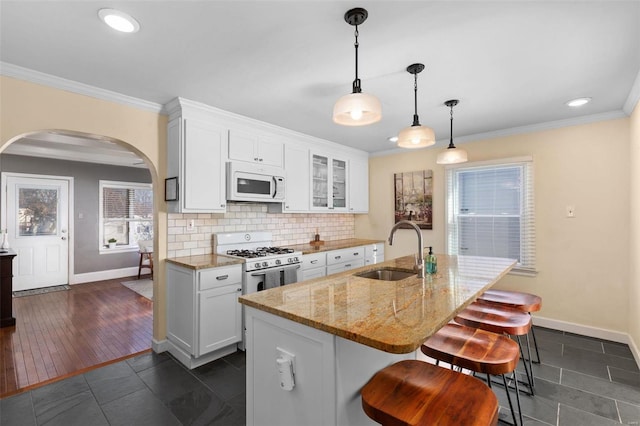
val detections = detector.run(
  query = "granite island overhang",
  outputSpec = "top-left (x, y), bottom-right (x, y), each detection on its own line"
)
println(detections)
top-left (239, 254), bottom-right (516, 426)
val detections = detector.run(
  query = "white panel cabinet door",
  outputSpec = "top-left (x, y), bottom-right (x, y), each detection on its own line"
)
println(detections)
top-left (229, 129), bottom-right (284, 168)
top-left (348, 158), bottom-right (369, 213)
top-left (198, 283), bottom-right (242, 357)
top-left (167, 116), bottom-right (228, 213)
top-left (183, 119), bottom-right (227, 212)
top-left (282, 144), bottom-right (310, 212)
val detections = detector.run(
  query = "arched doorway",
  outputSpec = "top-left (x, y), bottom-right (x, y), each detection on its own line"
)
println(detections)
top-left (0, 130), bottom-right (159, 396)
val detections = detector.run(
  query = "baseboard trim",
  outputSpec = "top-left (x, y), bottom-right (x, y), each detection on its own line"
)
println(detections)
top-left (72, 267), bottom-right (139, 284)
top-left (534, 315), bottom-right (640, 366)
top-left (533, 315), bottom-right (628, 343)
top-left (152, 339), bottom-right (170, 353)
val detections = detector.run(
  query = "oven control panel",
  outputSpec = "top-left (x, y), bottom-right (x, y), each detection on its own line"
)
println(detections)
top-left (246, 255), bottom-right (301, 272)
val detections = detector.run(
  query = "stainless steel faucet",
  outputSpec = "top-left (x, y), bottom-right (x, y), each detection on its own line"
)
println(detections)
top-left (388, 220), bottom-right (425, 278)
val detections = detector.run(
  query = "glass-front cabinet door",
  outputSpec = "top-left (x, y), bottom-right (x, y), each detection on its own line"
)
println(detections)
top-left (311, 154), bottom-right (348, 211)
top-left (312, 154), bottom-right (329, 208)
top-left (332, 159), bottom-right (346, 208)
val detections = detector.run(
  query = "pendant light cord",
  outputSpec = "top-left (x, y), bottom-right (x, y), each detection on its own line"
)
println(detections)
top-left (412, 73), bottom-right (420, 126)
top-left (352, 26), bottom-right (361, 94)
top-left (448, 104), bottom-right (456, 149)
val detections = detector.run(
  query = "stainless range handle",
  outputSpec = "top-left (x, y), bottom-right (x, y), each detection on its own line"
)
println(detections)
top-left (250, 264), bottom-right (300, 277)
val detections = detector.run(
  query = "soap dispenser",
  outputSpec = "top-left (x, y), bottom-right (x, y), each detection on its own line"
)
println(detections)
top-left (426, 247), bottom-right (437, 274)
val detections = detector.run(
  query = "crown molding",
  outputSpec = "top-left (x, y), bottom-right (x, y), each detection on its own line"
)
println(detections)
top-left (0, 62), bottom-right (164, 114)
top-left (370, 109), bottom-right (627, 158)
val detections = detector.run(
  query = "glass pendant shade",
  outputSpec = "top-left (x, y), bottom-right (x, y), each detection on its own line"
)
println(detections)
top-left (396, 124), bottom-right (436, 149)
top-left (436, 146), bottom-right (468, 164)
top-left (333, 92), bottom-right (382, 126)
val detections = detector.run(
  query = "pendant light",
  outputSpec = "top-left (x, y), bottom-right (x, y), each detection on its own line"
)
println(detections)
top-left (333, 8), bottom-right (382, 126)
top-left (396, 63), bottom-right (435, 148)
top-left (436, 99), bottom-right (468, 164)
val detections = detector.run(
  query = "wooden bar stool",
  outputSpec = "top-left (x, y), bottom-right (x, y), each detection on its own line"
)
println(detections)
top-left (361, 360), bottom-right (499, 426)
top-left (421, 323), bottom-right (523, 425)
top-left (455, 302), bottom-right (535, 394)
top-left (477, 289), bottom-right (542, 363)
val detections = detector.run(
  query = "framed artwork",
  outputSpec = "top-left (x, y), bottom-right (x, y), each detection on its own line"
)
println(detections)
top-left (394, 170), bottom-right (433, 229)
top-left (165, 177), bottom-right (178, 201)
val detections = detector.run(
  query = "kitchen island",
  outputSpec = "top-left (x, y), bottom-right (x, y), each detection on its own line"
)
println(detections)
top-left (239, 253), bottom-right (516, 426)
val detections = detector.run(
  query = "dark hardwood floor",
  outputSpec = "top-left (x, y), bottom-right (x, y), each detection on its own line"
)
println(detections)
top-left (0, 277), bottom-right (153, 398)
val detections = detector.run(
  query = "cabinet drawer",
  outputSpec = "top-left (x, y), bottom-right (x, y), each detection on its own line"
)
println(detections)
top-left (326, 247), bottom-right (364, 266)
top-left (326, 259), bottom-right (364, 275)
top-left (302, 267), bottom-right (326, 281)
top-left (198, 265), bottom-right (242, 291)
top-left (302, 252), bottom-right (326, 270)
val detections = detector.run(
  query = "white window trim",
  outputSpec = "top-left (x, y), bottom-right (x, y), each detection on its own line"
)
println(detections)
top-left (99, 180), bottom-right (152, 254)
top-left (445, 156), bottom-right (537, 276)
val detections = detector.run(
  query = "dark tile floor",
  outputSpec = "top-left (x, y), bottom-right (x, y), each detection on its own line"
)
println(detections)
top-left (1, 326), bottom-right (639, 425)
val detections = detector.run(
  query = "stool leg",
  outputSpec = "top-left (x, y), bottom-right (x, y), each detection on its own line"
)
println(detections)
top-left (525, 332), bottom-right (535, 389)
top-left (529, 316), bottom-right (541, 364)
top-left (138, 254), bottom-right (143, 279)
top-left (516, 335), bottom-right (535, 395)
top-left (501, 373), bottom-right (519, 426)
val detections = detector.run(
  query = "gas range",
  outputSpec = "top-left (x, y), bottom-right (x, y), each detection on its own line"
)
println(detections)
top-left (214, 232), bottom-right (302, 272)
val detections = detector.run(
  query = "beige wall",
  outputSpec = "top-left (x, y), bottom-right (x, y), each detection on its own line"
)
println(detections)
top-left (357, 118), bottom-right (632, 335)
top-left (630, 101), bottom-right (640, 358)
top-left (0, 76), bottom-right (169, 340)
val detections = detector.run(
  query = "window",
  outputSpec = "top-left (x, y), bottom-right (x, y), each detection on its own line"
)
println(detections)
top-left (99, 180), bottom-right (153, 251)
top-left (446, 157), bottom-right (536, 275)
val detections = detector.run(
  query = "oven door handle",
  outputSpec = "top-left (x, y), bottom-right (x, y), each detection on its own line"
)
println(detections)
top-left (250, 264), bottom-right (300, 277)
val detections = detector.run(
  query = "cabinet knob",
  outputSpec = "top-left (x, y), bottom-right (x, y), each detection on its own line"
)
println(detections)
top-left (220, 204), bottom-right (225, 208)
top-left (259, 158), bottom-right (263, 162)
top-left (237, 288), bottom-right (242, 292)
top-left (254, 157), bottom-right (259, 161)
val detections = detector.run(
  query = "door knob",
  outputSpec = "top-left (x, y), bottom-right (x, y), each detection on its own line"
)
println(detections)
top-left (61, 236), bottom-right (67, 240)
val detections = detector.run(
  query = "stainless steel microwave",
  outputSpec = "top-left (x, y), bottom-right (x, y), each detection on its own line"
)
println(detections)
top-left (226, 161), bottom-right (285, 203)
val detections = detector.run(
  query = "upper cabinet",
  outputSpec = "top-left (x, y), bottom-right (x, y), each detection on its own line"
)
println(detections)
top-left (228, 129), bottom-right (284, 168)
top-left (167, 115), bottom-right (228, 213)
top-left (348, 157), bottom-right (369, 213)
top-left (311, 153), bottom-right (348, 212)
top-left (282, 144), bottom-right (310, 212)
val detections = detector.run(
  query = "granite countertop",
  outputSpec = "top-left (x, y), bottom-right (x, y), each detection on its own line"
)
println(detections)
top-left (239, 254), bottom-right (516, 354)
top-left (166, 254), bottom-right (243, 270)
top-left (289, 238), bottom-right (385, 255)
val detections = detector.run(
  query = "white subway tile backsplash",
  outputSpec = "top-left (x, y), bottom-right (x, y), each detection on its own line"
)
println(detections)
top-left (167, 203), bottom-right (355, 257)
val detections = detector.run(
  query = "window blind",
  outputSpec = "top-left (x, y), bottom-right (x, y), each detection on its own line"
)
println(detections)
top-left (100, 181), bottom-right (153, 248)
top-left (446, 159), bottom-right (536, 274)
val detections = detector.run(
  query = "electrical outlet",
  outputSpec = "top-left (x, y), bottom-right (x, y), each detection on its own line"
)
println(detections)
top-left (566, 205), bottom-right (576, 218)
top-left (186, 219), bottom-right (196, 232)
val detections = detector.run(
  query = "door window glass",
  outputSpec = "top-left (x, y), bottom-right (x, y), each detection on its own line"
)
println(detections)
top-left (18, 187), bottom-right (58, 236)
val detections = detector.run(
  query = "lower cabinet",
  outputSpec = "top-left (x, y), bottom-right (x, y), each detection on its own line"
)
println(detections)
top-left (364, 242), bottom-right (385, 265)
top-left (301, 252), bottom-right (327, 281)
top-left (166, 262), bottom-right (243, 369)
top-left (326, 246), bottom-right (365, 275)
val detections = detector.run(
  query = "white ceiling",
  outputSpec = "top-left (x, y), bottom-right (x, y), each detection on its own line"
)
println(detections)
top-left (1, 1), bottom-right (639, 160)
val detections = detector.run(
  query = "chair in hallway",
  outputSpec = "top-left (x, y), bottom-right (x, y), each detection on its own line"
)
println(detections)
top-left (138, 240), bottom-right (153, 279)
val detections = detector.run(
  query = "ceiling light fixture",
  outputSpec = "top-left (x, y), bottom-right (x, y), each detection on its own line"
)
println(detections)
top-left (98, 8), bottom-right (140, 33)
top-left (566, 97), bottom-right (591, 107)
top-left (436, 99), bottom-right (468, 165)
top-left (396, 63), bottom-right (435, 149)
top-left (333, 8), bottom-right (382, 126)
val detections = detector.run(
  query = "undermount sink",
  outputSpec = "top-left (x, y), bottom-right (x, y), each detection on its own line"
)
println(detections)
top-left (355, 268), bottom-right (416, 281)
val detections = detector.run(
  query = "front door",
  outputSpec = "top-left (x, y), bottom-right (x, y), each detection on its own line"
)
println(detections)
top-left (2, 173), bottom-right (70, 291)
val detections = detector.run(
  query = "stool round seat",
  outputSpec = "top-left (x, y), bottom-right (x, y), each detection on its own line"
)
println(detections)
top-left (455, 302), bottom-right (531, 336)
top-left (421, 323), bottom-right (519, 376)
top-left (361, 360), bottom-right (499, 426)
top-left (478, 290), bottom-right (541, 313)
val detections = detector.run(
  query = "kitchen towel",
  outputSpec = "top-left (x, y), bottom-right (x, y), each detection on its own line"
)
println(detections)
top-left (283, 267), bottom-right (299, 285)
top-left (264, 270), bottom-right (281, 289)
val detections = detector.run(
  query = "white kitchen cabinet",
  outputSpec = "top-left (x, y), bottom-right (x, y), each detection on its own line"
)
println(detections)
top-left (282, 143), bottom-right (310, 212)
top-left (348, 157), bottom-right (369, 213)
top-left (228, 128), bottom-right (284, 167)
top-left (326, 246), bottom-right (365, 274)
top-left (166, 262), bottom-right (242, 369)
top-left (311, 153), bottom-right (348, 212)
top-left (301, 252), bottom-right (326, 281)
top-left (167, 115), bottom-right (228, 213)
top-left (364, 242), bottom-right (385, 265)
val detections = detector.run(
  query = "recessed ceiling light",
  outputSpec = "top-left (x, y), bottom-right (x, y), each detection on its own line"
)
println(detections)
top-left (98, 8), bottom-right (140, 33)
top-left (388, 136), bottom-right (398, 143)
top-left (566, 97), bottom-right (591, 107)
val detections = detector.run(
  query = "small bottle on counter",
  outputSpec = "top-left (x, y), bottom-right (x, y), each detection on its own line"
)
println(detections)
top-left (425, 246), bottom-right (437, 274)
